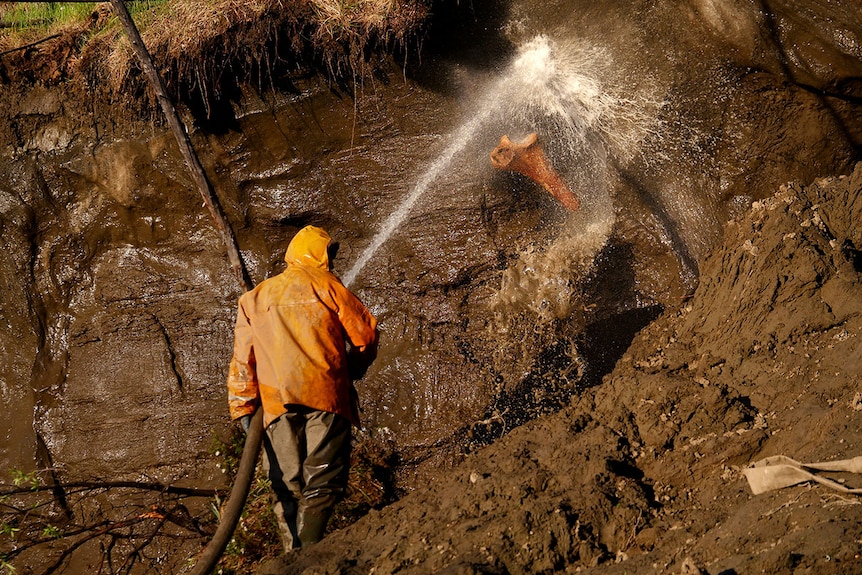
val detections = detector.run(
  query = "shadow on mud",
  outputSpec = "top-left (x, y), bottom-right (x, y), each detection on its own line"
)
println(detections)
top-left (403, 0), bottom-right (515, 90)
top-left (457, 237), bottom-right (664, 452)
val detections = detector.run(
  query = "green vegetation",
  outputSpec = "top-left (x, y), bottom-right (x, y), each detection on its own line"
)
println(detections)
top-left (0, 2), bottom-right (100, 30)
top-left (39, 524), bottom-right (62, 539)
top-left (8, 469), bottom-right (38, 490)
top-left (0, 1), bottom-right (163, 40)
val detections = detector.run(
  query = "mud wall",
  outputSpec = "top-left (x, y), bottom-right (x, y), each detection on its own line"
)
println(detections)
top-left (1, 84), bottom-right (240, 482)
top-left (1, 0), bottom-right (861, 494)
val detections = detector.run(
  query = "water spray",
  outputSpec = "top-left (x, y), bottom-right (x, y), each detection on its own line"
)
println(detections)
top-left (342, 108), bottom-right (493, 287)
top-left (343, 35), bottom-right (658, 287)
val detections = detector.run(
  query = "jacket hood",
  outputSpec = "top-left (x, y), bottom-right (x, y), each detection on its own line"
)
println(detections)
top-left (285, 225), bottom-right (332, 270)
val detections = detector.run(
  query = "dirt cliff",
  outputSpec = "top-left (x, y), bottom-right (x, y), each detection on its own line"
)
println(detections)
top-left (264, 163), bottom-right (862, 574)
top-left (2, 1), bottom-right (862, 572)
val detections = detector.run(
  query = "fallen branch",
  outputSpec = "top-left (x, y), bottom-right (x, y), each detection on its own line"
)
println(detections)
top-left (108, 0), bottom-right (252, 292)
top-left (41, 516), bottom-right (151, 575)
top-left (0, 480), bottom-right (223, 498)
top-left (1, 503), bottom-right (211, 569)
top-left (0, 33), bottom-right (60, 57)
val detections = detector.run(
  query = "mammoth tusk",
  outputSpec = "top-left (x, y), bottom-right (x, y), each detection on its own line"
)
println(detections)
top-left (490, 133), bottom-right (580, 212)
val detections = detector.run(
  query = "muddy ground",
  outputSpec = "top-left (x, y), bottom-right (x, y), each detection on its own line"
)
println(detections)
top-left (2, 0), bottom-right (862, 573)
top-left (263, 163), bottom-right (862, 574)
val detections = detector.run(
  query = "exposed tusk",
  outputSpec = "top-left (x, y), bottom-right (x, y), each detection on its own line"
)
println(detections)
top-left (490, 133), bottom-right (580, 212)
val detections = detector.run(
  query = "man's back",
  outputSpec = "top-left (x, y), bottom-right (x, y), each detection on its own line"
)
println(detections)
top-left (228, 225), bottom-right (378, 428)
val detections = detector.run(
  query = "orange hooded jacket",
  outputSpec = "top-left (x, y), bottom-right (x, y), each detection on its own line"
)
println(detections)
top-left (227, 226), bottom-right (378, 428)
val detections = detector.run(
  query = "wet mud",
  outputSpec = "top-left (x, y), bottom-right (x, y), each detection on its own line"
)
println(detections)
top-left (264, 151), bottom-right (862, 575)
top-left (1, 0), bottom-right (861, 572)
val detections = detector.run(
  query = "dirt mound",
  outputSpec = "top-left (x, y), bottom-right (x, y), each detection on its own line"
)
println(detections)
top-left (262, 163), bottom-right (862, 574)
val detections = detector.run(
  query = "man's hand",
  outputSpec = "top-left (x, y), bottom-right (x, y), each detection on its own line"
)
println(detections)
top-left (347, 338), bottom-right (379, 380)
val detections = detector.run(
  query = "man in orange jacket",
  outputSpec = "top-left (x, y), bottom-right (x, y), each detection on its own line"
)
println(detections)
top-left (227, 225), bottom-right (379, 551)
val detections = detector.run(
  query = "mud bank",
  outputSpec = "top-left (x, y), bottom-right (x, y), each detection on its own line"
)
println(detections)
top-left (263, 163), bottom-right (862, 574)
top-left (2, 0), bottom-right (860, 480)
top-left (1, 0), bottom-right (862, 572)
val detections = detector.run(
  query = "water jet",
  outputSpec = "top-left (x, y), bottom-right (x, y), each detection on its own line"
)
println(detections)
top-left (343, 36), bottom-right (626, 288)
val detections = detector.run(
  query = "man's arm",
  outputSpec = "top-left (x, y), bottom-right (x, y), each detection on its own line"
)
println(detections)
top-left (227, 301), bottom-right (259, 420)
top-left (329, 280), bottom-right (379, 379)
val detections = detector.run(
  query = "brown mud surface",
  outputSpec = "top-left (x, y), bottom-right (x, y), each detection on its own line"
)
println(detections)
top-left (2, 0), bottom-right (862, 573)
top-left (264, 164), bottom-right (862, 574)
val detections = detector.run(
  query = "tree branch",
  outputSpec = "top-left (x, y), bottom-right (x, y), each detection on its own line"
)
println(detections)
top-left (0, 480), bottom-right (223, 498)
top-left (0, 33), bottom-right (60, 57)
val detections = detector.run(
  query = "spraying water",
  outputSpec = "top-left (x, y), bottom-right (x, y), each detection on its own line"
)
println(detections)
top-left (343, 35), bottom-right (659, 288)
top-left (342, 109), bottom-right (493, 286)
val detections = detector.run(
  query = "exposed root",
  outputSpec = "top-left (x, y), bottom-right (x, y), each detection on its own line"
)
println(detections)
top-left (0, 0), bottom-right (431, 116)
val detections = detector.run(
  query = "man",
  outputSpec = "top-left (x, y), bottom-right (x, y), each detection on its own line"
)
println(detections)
top-left (227, 225), bottom-right (379, 551)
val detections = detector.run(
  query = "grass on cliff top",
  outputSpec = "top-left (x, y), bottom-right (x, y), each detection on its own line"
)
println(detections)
top-left (1, 2), bottom-right (102, 29)
top-left (0, 1), bottom-right (161, 38)
top-left (0, 0), bottom-right (428, 97)
top-left (0, 0), bottom-right (422, 47)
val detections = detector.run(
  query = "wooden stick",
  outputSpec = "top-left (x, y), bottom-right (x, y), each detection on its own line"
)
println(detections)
top-left (109, 0), bottom-right (253, 292)
top-left (0, 33), bottom-right (60, 57)
top-left (0, 480), bottom-right (223, 497)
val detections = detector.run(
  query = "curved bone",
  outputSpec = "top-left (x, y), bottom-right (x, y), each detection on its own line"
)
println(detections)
top-left (490, 133), bottom-right (580, 211)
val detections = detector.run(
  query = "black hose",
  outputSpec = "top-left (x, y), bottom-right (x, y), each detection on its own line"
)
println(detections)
top-left (188, 409), bottom-right (263, 575)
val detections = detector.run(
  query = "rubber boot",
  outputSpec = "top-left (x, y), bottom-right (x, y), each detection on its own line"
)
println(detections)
top-left (296, 496), bottom-right (336, 546)
top-left (273, 499), bottom-right (300, 553)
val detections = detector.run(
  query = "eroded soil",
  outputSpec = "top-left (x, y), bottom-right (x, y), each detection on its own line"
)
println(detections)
top-left (262, 165), bottom-right (862, 574)
top-left (2, 0), bottom-right (862, 573)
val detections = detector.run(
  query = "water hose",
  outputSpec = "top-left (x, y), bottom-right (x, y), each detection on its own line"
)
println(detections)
top-left (188, 409), bottom-right (263, 575)
top-left (108, 2), bottom-right (258, 572)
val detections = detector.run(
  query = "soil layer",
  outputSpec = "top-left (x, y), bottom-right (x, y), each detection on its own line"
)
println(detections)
top-left (2, 0), bottom-right (862, 573)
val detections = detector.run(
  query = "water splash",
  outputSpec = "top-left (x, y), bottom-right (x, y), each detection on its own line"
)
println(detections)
top-left (343, 35), bottom-right (659, 287)
top-left (493, 218), bottom-right (614, 320)
top-left (496, 35), bottom-right (660, 162)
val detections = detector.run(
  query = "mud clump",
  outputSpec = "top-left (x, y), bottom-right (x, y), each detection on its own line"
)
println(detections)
top-left (263, 163), bottom-right (862, 574)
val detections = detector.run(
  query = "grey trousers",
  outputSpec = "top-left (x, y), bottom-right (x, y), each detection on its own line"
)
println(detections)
top-left (262, 406), bottom-right (351, 551)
